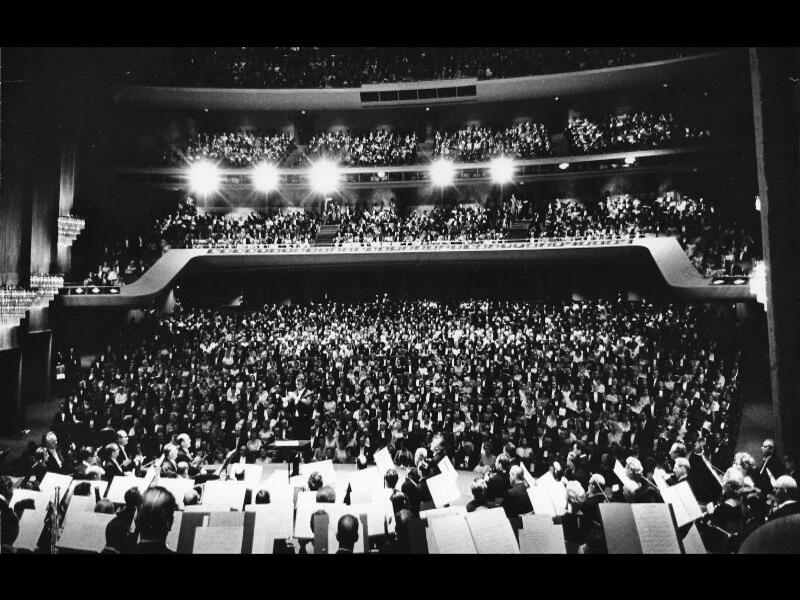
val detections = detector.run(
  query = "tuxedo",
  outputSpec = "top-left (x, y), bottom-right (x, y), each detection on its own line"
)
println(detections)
top-left (503, 482), bottom-right (533, 519)
top-left (45, 447), bottom-right (69, 474)
top-left (160, 459), bottom-right (178, 478)
top-left (133, 540), bottom-right (175, 554)
top-left (757, 455), bottom-right (783, 492)
top-left (769, 501), bottom-right (800, 522)
top-left (103, 459), bottom-right (125, 481)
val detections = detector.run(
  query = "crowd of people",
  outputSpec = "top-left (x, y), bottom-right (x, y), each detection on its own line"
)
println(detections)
top-left (530, 193), bottom-right (760, 276)
top-left (433, 122), bottom-right (553, 162)
top-left (165, 132), bottom-right (296, 168)
top-left (566, 112), bottom-right (713, 154)
top-left (5, 295), bottom-right (796, 553)
top-left (328, 203), bottom-right (514, 245)
top-left (305, 130), bottom-right (419, 166)
top-left (127, 47), bottom-right (703, 89)
top-left (79, 189), bottom-right (759, 288)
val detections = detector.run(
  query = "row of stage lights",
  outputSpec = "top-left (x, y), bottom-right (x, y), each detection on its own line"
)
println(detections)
top-left (188, 157), bottom-right (521, 196)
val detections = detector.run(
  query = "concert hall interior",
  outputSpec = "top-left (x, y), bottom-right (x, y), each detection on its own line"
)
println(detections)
top-left (0, 46), bottom-right (799, 556)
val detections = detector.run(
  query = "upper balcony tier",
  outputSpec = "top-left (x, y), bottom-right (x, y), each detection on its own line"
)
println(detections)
top-left (113, 51), bottom-right (743, 112)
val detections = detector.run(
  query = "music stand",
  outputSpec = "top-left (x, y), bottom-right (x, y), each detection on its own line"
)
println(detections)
top-left (269, 440), bottom-right (311, 478)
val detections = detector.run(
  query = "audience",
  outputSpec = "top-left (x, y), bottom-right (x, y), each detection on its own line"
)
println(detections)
top-left (434, 122), bottom-right (552, 162)
top-left (306, 130), bottom-right (418, 166)
top-left (128, 47), bottom-right (702, 89)
top-left (166, 132), bottom-right (295, 168)
top-left (566, 112), bottom-right (711, 154)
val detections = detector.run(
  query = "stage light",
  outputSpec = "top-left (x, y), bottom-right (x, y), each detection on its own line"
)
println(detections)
top-left (755, 195), bottom-right (761, 212)
top-left (733, 278), bottom-right (747, 285)
top-left (711, 278), bottom-right (725, 285)
top-left (188, 161), bottom-right (220, 196)
top-left (430, 159), bottom-right (455, 188)
top-left (558, 162), bottom-right (570, 170)
top-left (624, 156), bottom-right (636, 165)
top-left (252, 163), bottom-right (279, 193)
top-left (490, 157), bottom-right (514, 185)
top-left (310, 159), bottom-right (340, 194)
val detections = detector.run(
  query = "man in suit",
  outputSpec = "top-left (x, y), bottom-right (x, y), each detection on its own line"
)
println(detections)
top-left (335, 514), bottom-right (359, 554)
top-left (43, 431), bottom-right (69, 474)
top-left (757, 439), bottom-right (784, 493)
top-left (769, 476), bottom-right (800, 521)
top-left (132, 487), bottom-right (177, 554)
top-left (116, 430), bottom-right (137, 473)
top-left (503, 465), bottom-right (533, 519)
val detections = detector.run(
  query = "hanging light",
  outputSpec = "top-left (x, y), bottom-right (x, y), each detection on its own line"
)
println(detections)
top-left (58, 215), bottom-right (86, 247)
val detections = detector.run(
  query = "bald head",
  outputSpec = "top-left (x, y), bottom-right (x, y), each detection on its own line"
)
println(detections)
top-left (774, 475), bottom-right (798, 504)
top-left (336, 514), bottom-right (359, 550)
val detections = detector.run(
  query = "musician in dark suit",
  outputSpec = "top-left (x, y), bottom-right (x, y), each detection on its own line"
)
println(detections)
top-left (115, 430), bottom-right (137, 473)
top-left (101, 443), bottom-right (126, 481)
top-left (132, 487), bottom-right (177, 554)
top-left (159, 444), bottom-right (179, 478)
top-left (756, 439), bottom-right (784, 493)
top-left (768, 476), bottom-right (800, 521)
top-left (503, 466), bottom-right (533, 518)
top-left (43, 431), bottom-right (70, 474)
top-left (335, 514), bottom-right (359, 554)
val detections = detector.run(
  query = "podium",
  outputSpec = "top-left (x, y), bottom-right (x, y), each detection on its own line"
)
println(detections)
top-left (269, 440), bottom-right (311, 477)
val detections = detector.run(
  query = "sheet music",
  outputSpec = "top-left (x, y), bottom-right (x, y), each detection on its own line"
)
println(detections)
top-left (682, 524), bottom-right (707, 554)
top-left (426, 473), bottom-right (462, 508)
top-left (202, 480), bottom-right (247, 510)
top-left (10, 488), bottom-right (47, 511)
top-left (373, 447), bottom-right (396, 476)
top-left (631, 503), bottom-right (681, 554)
top-left (66, 479), bottom-right (108, 503)
top-left (57, 512), bottom-right (115, 553)
top-left (208, 510), bottom-right (245, 527)
top-left (155, 478), bottom-right (195, 508)
top-left (300, 459), bottom-right (336, 487)
top-left (106, 475), bottom-right (147, 504)
top-left (420, 505), bottom-right (467, 520)
top-left (166, 512), bottom-right (183, 552)
top-left (350, 499), bottom-right (396, 536)
top-left (428, 514), bottom-right (477, 554)
top-left (349, 466), bottom-right (384, 504)
top-left (673, 481), bottom-right (702, 525)
top-left (14, 509), bottom-right (48, 552)
top-left (437, 455), bottom-right (458, 479)
top-left (527, 486), bottom-right (556, 516)
top-left (465, 507), bottom-right (520, 554)
top-left (519, 513), bottom-right (566, 554)
top-left (39, 472), bottom-right (73, 501)
top-left (193, 526), bottom-right (243, 554)
top-left (248, 503), bottom-right (294, 553)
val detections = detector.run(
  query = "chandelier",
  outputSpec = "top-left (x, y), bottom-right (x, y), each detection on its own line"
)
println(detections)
top-left (749, 260), bottom-right (767, 310)
top-left (30, 273), bottom-right (65, 309)
top-left (58, 215), bottom-right (86, 247)
top-left (0, 287), bottom-right (36, 327)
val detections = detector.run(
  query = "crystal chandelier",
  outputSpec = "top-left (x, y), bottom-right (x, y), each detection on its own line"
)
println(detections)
top-left (30, 273), bottom-right (65, 309)
top-left (749, 260), bottom-right (767, 309)
top-left (58, 215), bottom-right (86, 247)
top-left (0, 287), bottom-right (36, 327)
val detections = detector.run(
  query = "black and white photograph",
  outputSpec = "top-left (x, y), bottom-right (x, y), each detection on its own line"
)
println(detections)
top-left (1, 45), bottom-right (799, 558)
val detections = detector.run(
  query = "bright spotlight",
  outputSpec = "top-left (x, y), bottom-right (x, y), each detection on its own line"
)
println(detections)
top-left (253, 163), bottom-right (279, 193)
top-left (624, 156), bottom-right (636, 165)
top-left (310, 160), bottom-right (340, 194)
top-left (188, 161), bottom-right (220, 196)
top-left (558, 162), bottom-right (570, 170)
top-left (490, 157), bottom-right (514, 184)
top-left (430, 159), bottom-right (455, 188)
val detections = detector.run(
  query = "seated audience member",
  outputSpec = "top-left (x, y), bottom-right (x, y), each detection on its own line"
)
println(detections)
top-left (133, 487), bottom-right (178, 554)
top-left (335, 514), bottom-right (360, 554)
top-left (769, 476), bottom-right (800, 521)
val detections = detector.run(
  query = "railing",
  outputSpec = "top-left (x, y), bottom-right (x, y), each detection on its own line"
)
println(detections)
top-left (191, 235), bottom-right (642, 254)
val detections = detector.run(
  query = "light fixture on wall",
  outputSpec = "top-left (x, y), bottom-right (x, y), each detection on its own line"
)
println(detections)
top-left (750, 260), bottom-right (767, 310)
top-left (57, 215), bottom-right (86, 247)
